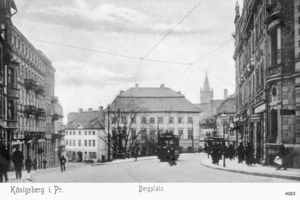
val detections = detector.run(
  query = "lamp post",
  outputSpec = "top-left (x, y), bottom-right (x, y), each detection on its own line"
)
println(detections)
top-left (220, 114), bottom-right (227, 168)
top-left (107, 106), bottom-right (111, 161)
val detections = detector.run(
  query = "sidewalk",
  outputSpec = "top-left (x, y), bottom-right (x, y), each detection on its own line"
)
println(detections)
top-left (6, 162), bottom-right (86, 183)
top-left (199, 153), bottom-right (300, 181)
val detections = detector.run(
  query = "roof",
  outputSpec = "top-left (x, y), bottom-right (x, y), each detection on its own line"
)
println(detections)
top-left (66, 110), bottom-right (105, 130)
top-left (217, 95), bottom-right (236, 114)
top-left (110, 87), bottom-right (200, 113)
top-left (118, 87), bottom-right (183, 98)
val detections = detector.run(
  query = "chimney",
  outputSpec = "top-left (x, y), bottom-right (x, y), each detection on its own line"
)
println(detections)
top-left (99, 106), bottom-right (103, 112)
top-left (224, 89), bottom-right (228, 99)
top-left (88, 108), bottom-right (93, 111)
top-left (135, 84), bottom-right (139, 88)
top-left (160, 84), bottom-right (165, 88)
top-left (79, 108), bottom-right (83, 113)
top-left (177, 91), bottom-right (182, 95)
top-left (120, 90), bottom-right (124, 94)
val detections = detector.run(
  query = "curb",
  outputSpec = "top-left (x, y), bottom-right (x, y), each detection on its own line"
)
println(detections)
top-left (92, 153), bottom-right (200, 166)
top-left (200, 160), bottom-right (300, 181)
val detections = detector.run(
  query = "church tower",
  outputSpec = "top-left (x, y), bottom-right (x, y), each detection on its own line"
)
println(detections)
top-left (200, 73), bottom-right (213, 104)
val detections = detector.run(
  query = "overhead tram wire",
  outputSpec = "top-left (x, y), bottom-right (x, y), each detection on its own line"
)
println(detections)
top-left (28, 38), bottom-right (191, 66)
top-left (172, 38), bottom-right (235, 87)
top-left (135, 0), bottom-right (205, 81)
top-left (141, 0), bottom-right (206, 59)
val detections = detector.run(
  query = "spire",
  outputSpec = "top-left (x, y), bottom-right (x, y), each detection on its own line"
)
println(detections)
top-left (203, 73), bottom-right (210, 92)
top-left (234, 1), bottom-right (240, 24)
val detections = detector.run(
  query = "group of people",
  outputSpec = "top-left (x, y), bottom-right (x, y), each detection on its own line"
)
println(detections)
top-left (0, 143), bottom-right (67, 182)
top-left (205, 142), bottom-right (255, 166)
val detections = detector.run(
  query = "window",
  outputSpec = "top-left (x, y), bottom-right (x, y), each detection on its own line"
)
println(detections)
top-left (88, 131), bottom-right (91, 135)
top-left (66, 140), bottom-right (68, 146)
top-left (150, 117), bottom-right (155, 124)
top-left (178, 129), bottom-right (184, 139)
top-left (270, 29), bottom-right (278, 66)
top-left (141, 117), bottom-right (147, 124)
top-left (7, 100), bottom-right (14, 120)
top-left (188, 117), bottom-right (193, 124)
top-left (91, 152), bottom-right (97, 159)
top-left (130, 117), bottom-right (136, 124)
top-left (88, 140), bottom-right (91, 147)
top-left (84, 140), bottom-right (87, 147)
top-left (121, 116), bottom-right (127, 124)
top-left (188, 129), bottom-right (193, 139)
top-left (73, 131), bottom-right (75, 135)
top-left (92, 131), bottom-right (95, 135)
top-left (169, 117), bottom-right (174, 124)
top-left (78, 131), bottom-right (81, 135)
top-left (84, 131), bottom-right (87, 135)
top-left (150, 130), bottom-right (156, 140)
top-left (66, 131), bottom-right (68, 135)
top-left (73, 140), bottom-right (76, 146)
top-left (7, 68), bottom-right (14, 87)
top-left (178, 117), bottom-right (183, 124)
top-left (111, 117), bottom-right (117, 124)
top-left (78, 140), bottom-right (81, 147)
top-left (92, 140), bottom-right (95, 147)
top-left (158, 117), bottom-right (164, 124)
top-left (131, 129), bottom-right (136, 138)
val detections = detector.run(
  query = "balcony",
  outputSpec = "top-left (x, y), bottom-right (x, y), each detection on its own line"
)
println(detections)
top-left (35, 85), bottom-right (45, 96)
top-left (35, 108), bottom-right (46, 119)
top-left (266, 1), bottom-right (281, 25)
top-left (52, 113), bottom-right (63, 121)
top-left (24, 79), bottom-right (37, 91)
top-left (267, 64), bottom-right (282, 77)
top-left (7, 87), bottom-right (19, 99)
top-left (51, 96), bottom-right (58, 104)
top-left (24, 105), bottom-right (37, 116)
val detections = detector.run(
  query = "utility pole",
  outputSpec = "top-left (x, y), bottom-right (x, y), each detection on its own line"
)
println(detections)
top-left (107, 106), bottom-right (111, 161)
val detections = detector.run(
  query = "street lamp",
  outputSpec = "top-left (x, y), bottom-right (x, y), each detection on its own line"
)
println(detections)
top-left (220, 114), bottom-right (227, 168)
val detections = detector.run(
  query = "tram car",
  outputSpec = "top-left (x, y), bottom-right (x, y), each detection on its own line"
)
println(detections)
top-left (157, 132), bottom-right (180, 162)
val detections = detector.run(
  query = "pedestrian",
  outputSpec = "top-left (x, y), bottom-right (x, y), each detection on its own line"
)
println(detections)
top-left (33, 158), bottom-right (37, 170)
top-left (25, 156), bottom-right (33, 173)
top-left (134, 146), bottom-right (139, 161)
top-left (228, 144), bottom-right (235, 160)
top-left (42, 158), bottom-right (47, 169)
top-left (236, 142), bottom-right (245, 164)
top-left (0, 143), bottom-right (10, 182)
top-left (211, 143), bottom-right (221, 165)
top-left (60, 155), bottom-right (66, 172)
top-left (276, 144), bottom-right (288, 170)
top-left (245, 142), bottom-right (254, 166)
top-left (11, 147), bottom-right (24, 180)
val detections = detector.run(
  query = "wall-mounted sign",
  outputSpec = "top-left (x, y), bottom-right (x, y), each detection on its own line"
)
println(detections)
top-left (254, 104), bottom-right (266, 113)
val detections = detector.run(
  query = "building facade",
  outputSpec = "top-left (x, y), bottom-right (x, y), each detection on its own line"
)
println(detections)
top-left (107, 84), bottom-right (201, 155)
top-left (65, 108), bottom-right (106, 162)
top-left (0, 0), bottom-right (63, 168)
top-left (234, 0), bottom-right (300, 168)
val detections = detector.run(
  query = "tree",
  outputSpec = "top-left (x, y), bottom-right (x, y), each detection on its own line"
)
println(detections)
top-left (99, 99), bottom-right (147, 159)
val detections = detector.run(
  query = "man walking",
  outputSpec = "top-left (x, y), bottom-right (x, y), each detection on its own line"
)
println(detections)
top-left (276, 144), bottom-right (288, 170)
top-left (236, 142), bottom-right (245, 164)
top-left (25, 156), bottom-right (33, 174)
top-left (60, 155), bottom-right (66, 172)
top-left (42, 158), bottom-right (47, 169)
top-left (0, 143), bottom-right (10, 182)
top-left (11, 147), bottom-right (24, 180)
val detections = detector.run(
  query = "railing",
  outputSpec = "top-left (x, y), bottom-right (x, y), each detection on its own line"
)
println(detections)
top-left (36, 108), bottom-right (46, 118)
top-left (35, 85), bottom-right (45, 96)
top-left (7, 87), bottom-right (19, 99)
top-left (24, 79), bottom-right (37, 91)
top-left (24, 105), bottom-right (37, 115)
top-left (266, 0), bottom-right (281, 24)
top-left (51, 96), bottom-right (58, 104)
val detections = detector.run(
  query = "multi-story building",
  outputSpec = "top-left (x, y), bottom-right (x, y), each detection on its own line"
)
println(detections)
top-left (107, 84), bottom-right (201, 155)
top-left (65, 107), bottom-right (106, 162)
top-left (0, 0), bottom-right (63, 168)
top-left (233, 0), bottom-right (300, 168)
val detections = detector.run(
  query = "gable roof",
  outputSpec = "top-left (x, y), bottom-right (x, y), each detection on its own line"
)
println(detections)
top-left (66, 110), bottom-right (105, 130)
top-left (110, 87), bottom-right (200, 113)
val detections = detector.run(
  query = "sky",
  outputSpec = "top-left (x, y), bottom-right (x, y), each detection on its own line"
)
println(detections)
top-left (13, 0), bottom-right (241, 120)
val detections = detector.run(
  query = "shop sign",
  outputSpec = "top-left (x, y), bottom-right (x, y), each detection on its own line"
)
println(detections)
top-left (280, 110), bottom-right (295, 115)
top-left (254, 104), bottom-right (266, 113)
